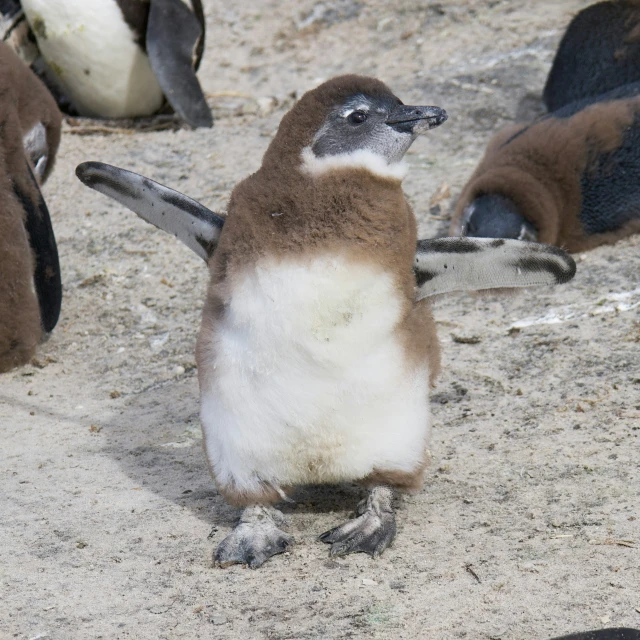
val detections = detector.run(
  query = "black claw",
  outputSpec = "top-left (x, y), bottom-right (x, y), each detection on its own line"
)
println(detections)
top-left (320, 510), bottom-right (396, 558)
top-left (318, 528), bottom-right (339, 544)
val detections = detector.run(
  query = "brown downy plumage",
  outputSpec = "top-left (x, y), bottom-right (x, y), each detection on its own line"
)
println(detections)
top-left (0, 41), bottom-right (62, 373)
top-left (450, 88), bottom-right (640, 252)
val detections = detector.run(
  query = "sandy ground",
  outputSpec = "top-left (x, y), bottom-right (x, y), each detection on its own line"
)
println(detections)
top-left (1, 1), bottom-right (639, 638)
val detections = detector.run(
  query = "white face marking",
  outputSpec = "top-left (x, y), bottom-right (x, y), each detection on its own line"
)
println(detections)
top-left (199, 255), bottom-right (431, 496)
top-left (299, 146), bottom-right (409, 181)
top-left (340, 102), bottom-right (370, 118)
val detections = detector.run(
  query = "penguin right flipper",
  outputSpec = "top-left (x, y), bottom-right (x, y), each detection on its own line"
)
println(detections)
top-left (13, 161), bottom-right (62, 334)
top-left (549, 629), bottom-right (640, 640)
top-left (75, 161), bottom-right (224, 261)
top-left (146, 0), bottom-right (212, 128)
top-left (413, 237), bottom-right (576, 300)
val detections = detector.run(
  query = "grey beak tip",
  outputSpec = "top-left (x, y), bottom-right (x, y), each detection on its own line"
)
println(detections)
top-left (432, 110), bottom-right (448, 127)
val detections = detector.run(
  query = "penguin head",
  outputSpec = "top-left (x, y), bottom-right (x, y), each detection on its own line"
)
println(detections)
top-left (309, 91), bottom-right (447, 164)
top-left (460, 193), bottom-right (538, 241)
top-left (262, 75), bottom-right (447, 176)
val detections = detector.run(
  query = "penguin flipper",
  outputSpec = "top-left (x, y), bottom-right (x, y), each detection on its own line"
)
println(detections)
top-left (146, 0), bottom-right (212, 128)
top-left (75, 161), bottom-right (224, 261)
top-left (549, 630), bottom-right (640, 640)
top-left (14, 163), bottom-right (62, 333)
top-left (413, 237), bottom-right (576, 300)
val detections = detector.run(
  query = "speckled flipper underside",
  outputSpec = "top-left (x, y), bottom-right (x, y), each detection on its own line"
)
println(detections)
top-left (75, 161), bottom-right (224, 261)
top-left (413, 237), bottom-right (576, 299)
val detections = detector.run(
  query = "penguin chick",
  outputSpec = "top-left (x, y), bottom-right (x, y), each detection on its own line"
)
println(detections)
top-left (76, 75), bottom-right (576, 568)
top-left (544, 1), bottom-right (640, 112)
top-left (451, 81), bottom-right (640, 251)
top-left (0, 41), bottom-right (62, 373)
top-left (19, 0), bottom-right (212, 128)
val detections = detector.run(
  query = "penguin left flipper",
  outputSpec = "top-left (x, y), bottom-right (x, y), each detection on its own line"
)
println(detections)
top-left (75, 161), bottom-right (224, 261)
top-left (146, 0), bottom-right (212, 128)
top-left (413, 237), bottom-right (576, 300)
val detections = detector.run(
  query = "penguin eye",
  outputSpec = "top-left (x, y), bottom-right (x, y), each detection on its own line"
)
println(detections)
top-left (347, 110), bottom-right (368, 125)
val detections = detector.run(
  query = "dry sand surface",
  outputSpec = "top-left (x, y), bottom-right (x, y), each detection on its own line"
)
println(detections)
top-left (1, 1), bottom-right (639, 638)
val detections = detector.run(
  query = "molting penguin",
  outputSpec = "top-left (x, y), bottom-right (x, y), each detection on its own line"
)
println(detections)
top-left (451, 82), bottom-right (640, 252)
top-left (76, 75), bottom-right (576, 568)
top-left (19, 0), bottom-right (212, 127)
top-left (0, 41), bottom-right (62, 373)
top-left (543, 0), bottom-right (640, 112)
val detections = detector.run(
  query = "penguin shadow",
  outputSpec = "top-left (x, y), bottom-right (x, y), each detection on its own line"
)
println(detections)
top-left (100, 373), bottom-right (368, 530)
top-left (100, 373), bottom-right (236, 528)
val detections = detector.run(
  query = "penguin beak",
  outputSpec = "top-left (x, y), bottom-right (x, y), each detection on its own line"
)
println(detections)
top-left (386, 105), bottom-right (448, 134)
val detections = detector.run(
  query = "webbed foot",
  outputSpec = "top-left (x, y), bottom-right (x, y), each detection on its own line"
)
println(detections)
top-left (319, 486), bottom-right (396, 558)
top-left (215, 505), bottom-right (293, 569)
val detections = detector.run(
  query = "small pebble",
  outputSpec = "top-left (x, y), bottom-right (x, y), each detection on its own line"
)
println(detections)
top-left (257, 96), bottom-right (277, 115)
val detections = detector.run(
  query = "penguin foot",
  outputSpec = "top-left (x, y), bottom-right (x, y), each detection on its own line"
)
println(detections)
top-left (214, 505), bottom-right (293, 569)
top-left (319, 486), bottom-right (396, 558)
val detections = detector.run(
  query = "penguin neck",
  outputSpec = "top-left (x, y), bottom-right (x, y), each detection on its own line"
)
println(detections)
top-left (299, 146), bottom-right (408, 182)
top-left (224, 151), bottom-right (413, 263)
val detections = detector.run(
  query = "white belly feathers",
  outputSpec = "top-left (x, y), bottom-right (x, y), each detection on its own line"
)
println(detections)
top-left (200, 255), bottom-right (431, 496)
top-left (22, 0), bottom-right (164, 118)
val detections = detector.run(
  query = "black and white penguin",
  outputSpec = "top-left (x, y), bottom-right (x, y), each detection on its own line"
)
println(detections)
top-left (19, 0), bottom-right (212, 127)
top-left (543, 1), bottom-right (640, 112)
top-left (0, 40), bottom-right (62, 373)
top-left (76, 75), bottom-right (576, 568)
top-left (451, 82), bottom-right (640, 252)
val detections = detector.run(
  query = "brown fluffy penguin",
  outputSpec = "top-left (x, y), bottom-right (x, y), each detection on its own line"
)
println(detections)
top-left (450, 82), bottom-right (640, 252)
top-left (76, 75), bottom-right (576, 568)
top-left (0, 41), bottom-right (62, 373)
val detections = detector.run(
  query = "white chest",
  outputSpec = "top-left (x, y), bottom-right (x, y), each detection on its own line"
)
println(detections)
top-left (22, 0), bottom-right (164, 118)
top-left (199, 255), bottom-right (431, 495)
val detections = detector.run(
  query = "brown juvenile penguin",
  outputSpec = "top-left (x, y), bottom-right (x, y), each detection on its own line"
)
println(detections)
top-left (450, 82), bottom-right (640, 252)
top-left (0, 41), bottom-right (62, 373)
top-left (76, 75), bottom-right (576, 568)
